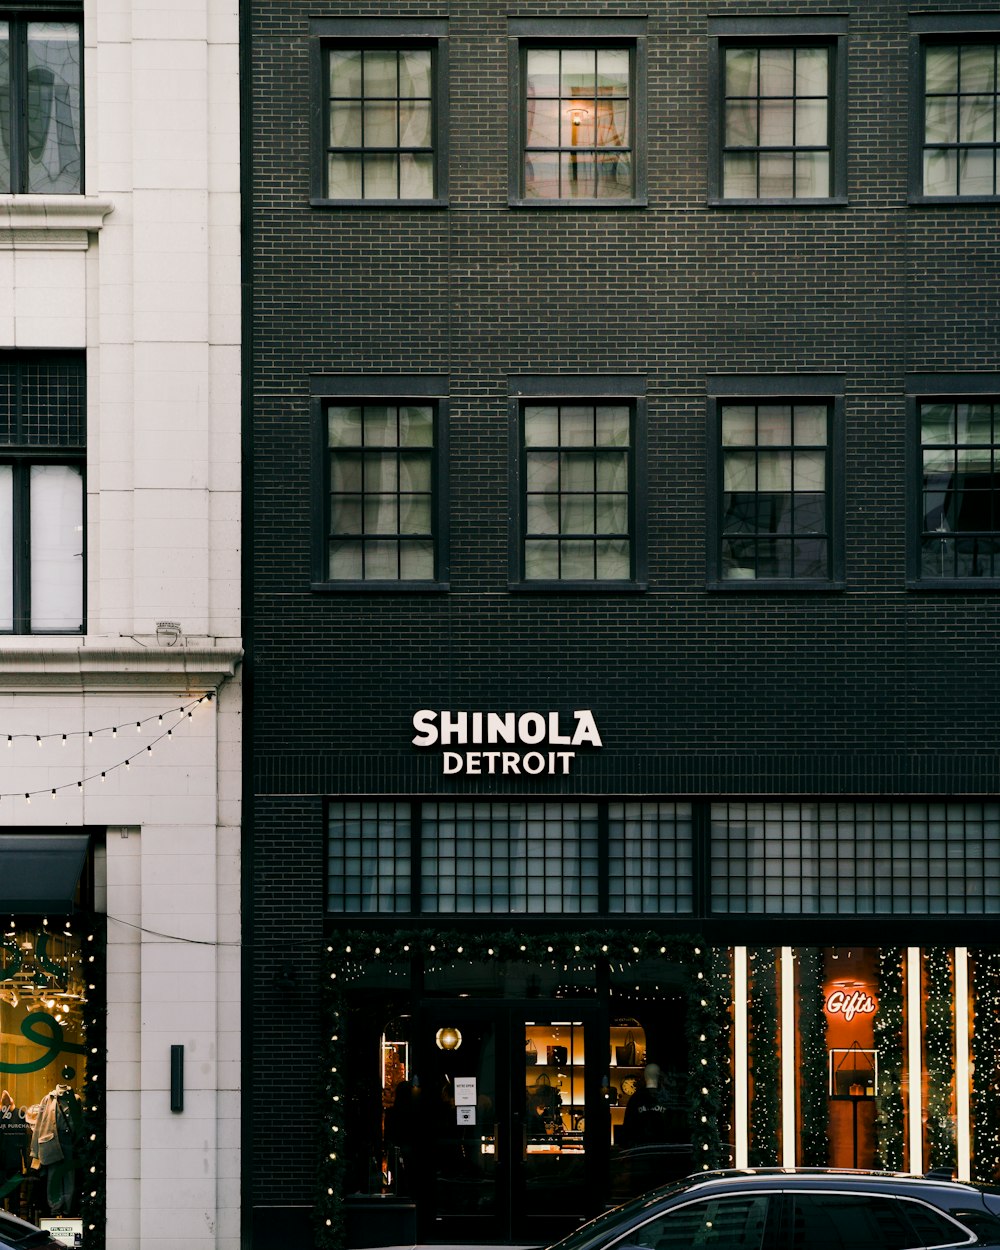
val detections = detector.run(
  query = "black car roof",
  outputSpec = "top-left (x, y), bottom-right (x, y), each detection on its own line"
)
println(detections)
top-left (669, 1168), bottom-right (984, 1199)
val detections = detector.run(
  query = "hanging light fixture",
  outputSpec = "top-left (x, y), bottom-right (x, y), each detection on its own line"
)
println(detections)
top-left (435, 1026), bottom-right (462, 1051)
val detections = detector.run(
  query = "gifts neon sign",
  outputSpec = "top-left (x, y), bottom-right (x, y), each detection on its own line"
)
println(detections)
top-left (826, 989), bottom-right (877, 1022)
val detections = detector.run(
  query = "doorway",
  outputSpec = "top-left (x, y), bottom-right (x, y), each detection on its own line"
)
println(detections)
top-left (415, 1000), bottom-right (606, 1242)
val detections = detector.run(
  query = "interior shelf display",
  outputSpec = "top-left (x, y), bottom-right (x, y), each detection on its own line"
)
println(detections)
top-left (829, 1042), bottom-right (878, 1098)
top-left (608, 1020), bottom-right (647, 1144)
top-left (524, 1020), bottom-right (585, 1154)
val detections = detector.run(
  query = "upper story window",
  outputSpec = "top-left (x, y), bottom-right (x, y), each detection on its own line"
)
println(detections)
top-left (911, 15), bottom-right (1000, 201)
top-left (907, 374), bottom-right (1000, 586)
top-left (709, 17), bottom-right (847, 205)
top-left (0, 353), bottom-right (85, 633)
top-left (708, 376), bottom-right (845, 588)
top-left (509, 377), bottom-right (647, 589)
top-left (310, 19), bottom-right (448, 207)
top-left (1, 13), bottom-right (82, 194)
top-left (509, 19), bottom-right (647, 207)
top-left (311, 376), bottom-right (449, 590)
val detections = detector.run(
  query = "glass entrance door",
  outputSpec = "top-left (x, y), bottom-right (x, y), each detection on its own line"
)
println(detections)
top-left (417, 1001), bottom-right (603, 1241)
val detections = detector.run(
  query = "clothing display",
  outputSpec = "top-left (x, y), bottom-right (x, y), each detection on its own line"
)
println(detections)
top-left (29, 1084), bottom-right (82, 1216)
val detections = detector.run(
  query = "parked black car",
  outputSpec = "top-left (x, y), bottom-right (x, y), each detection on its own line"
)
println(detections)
top-left (0, 1211), bottom-right (65, 1250)
top-left (546, 1169), bottom-right (1000, 1250)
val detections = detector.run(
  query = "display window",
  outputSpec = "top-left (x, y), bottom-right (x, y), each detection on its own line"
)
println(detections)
top-left (0, 925), bottom-right (88, 1227)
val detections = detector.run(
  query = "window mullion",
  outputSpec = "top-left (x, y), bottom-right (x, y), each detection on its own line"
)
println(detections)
top-left (12, 461), bottom-right (29, 633)
top-left (10, 19), bottom-right (27, 194)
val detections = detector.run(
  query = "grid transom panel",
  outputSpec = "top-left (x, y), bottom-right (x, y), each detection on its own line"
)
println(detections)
top-left (711, 801), bottom-right (1000, 915)
top-left (327, 801), bottom-right (412, 913)
top-left (608, 801), bottom-right (694, 914)
top-left (421, 801), bottom-right (600, 914)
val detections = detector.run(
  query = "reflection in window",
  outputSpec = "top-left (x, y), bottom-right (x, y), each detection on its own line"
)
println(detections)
top-left (326, 47), bottom-right (435, 200)
top-left (523, 47), bottom-right (633, 200)
top-left (920, 399), bottom-right (1000, 578)
top-left (326, 402), bottom-right (436, 581)
top-left (522, 403), bottom-right (632, 581)
top-left (787, 1193), bottom-right (914, 1250)
top-left (0, 20), bottom-right (82, 194)
top-left (722, 44), bottom-right (830, 198)
top-left (922, 42), bottom-right (1000, 197)
top-left (641, 1195), bottom-right (771, 1250)
top-left (720, 401), bottom-right (830, 581)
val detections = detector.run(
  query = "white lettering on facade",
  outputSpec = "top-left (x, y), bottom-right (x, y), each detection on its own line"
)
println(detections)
top-left (412, 710), bottom-right (601, 775)
top-left (826, 989), bottom-right (877, 1022)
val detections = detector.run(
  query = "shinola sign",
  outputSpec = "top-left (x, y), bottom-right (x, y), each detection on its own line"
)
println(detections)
top-left (411, 709), bottom-right (602, 776)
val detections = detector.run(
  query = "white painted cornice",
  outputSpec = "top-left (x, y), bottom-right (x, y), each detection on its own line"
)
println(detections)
top-left (0, 637), bottom-right (242, 693)
top-left (0, 194), bottom-right (115, 250)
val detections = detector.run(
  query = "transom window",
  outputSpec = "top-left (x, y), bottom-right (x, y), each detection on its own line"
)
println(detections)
top-left (922, 41), bottom-right (1000, 197)
top-left (521, 402), bottom-right (632, 582)
top-left (722, 45), bottom-right (831, 199)
top-left (918, 399), bottom-right (1000, 580)
top-left (718, 401), bottom-right (831, 582)
top-left (0, 15), bottom-right (82, 194)
top-left (521, 46), bottom-right (633, 201)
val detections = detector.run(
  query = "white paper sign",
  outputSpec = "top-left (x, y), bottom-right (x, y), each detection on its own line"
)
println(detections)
top-left (454, 1077), bottom-right (477, 1104)
top-left (39, 1218), bottom-right (82, 1247)
top-left (456, 1105), bottom-right (475, 1125)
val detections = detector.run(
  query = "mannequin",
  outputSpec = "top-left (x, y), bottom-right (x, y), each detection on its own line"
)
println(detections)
top-left (620, 1063), bottom-right (671, 1148)
top-left (29, 1082), bottom-right (82, 1216)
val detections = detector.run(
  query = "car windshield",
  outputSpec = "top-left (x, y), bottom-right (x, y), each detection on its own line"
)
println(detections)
top-left (0, 1212), bottom-right (50, 1248)
top-left (545, 1181), bottom-right (691, 1250)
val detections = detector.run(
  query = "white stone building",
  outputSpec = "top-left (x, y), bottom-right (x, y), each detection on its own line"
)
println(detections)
top-left (0, 3), bottom-right (241, 1250)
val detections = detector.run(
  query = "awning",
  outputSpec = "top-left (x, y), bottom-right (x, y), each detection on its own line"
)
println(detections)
top-left (0, 833), bottom-right (90, 913)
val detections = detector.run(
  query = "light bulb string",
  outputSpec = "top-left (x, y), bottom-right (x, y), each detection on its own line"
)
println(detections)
top-left (0, 695), bottom-right (213, 800)
top-left (2, 693), bottom-right (212, 746)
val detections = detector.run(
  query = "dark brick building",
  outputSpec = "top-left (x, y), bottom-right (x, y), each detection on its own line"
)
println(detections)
top-left (244, 2), bottom-right (1000, 1246)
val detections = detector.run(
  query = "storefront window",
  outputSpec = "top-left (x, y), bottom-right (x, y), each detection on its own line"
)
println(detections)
top-left (0, 925), bottom-right (87, 1229)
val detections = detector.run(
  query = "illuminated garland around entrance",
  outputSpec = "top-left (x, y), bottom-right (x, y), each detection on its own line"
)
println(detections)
top-left (874, 948), bottom-right (905, 1171)
top-left (316, 931), bottom-right (727, 1250)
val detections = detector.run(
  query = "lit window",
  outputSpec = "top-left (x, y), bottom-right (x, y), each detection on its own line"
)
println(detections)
top-left (510, 20), bottom-right (647, 206)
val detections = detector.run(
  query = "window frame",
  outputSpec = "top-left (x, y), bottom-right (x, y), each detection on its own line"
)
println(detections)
top-left (906, 372), bottom-right (1000, 589)
top-left (508, 375), bottom-right (647, 591)
top-left (1, 5), bottom-right (84, 196)
top-left (708, 16), bottom-right (848, 207)
top-left (310, 374), bottom-right (450, 592)
top-left (707, 375), bottom-right (845, 591)
top-left (309, 17), bottom-right (449, 209)
top-left (508, 18), bottom-right (648, 209)
top-left (909, 14), bottom-right (1000, 205)
top-left (0, 351), bottom-right (86, 635)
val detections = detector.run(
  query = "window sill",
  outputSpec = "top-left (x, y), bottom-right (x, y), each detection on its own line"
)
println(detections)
top-left (708, 196), bottom-right (848, 209)
top-left (908, 194), bottom-right (1000, 207)
top-left (508, 580), bottom-right (647, 593)
top-left (311, 580), bottom-right (450, 593)
top-left (907, 577), bottom-right (1000, 591)
top-left (707, 578), bottom-right (845, 592)
top-left (509, 197), bottom-right (648, 210)
top-left (0, 194), bottom-right (115, 250)
top-left (309, 197), bottom-right (449, 210)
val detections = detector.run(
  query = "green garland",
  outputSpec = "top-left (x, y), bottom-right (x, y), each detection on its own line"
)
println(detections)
top-left (315, 930), bottom-right (726, 1250)
top-left (747, 948), bottom-right (779, 1166)
top-left (924, 948), bottom-right (956, 1171)
top-left (80, 922), bottom-right (107, 1250)
top-left (874, 947), bottom-right (905, 1171)
top-left (797, 949), bottom-right (829, 1166)
top-left (971, 950), bottom-right (1000, 1183)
